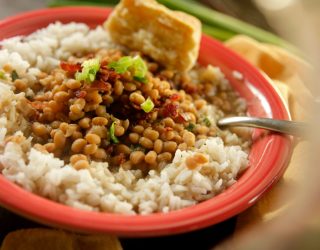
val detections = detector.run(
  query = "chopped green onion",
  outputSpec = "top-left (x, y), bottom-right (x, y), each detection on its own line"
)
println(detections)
top-left (203, 117), bottom-right (211, 127)
top-left (0, 71), bottom-right (6, 80)
top-left (108, 56), bottom-right (147, 82)
top-left (110, 121), bottom-right (119, 144)
top-left (186, 123), bottom-right (195, 131)
top-left (108, 56), bottom-right (133, 74)
top-left (140, 97), bottom-right (154, 113)
top-left (132, 56), bottom-right (148, 82)
top-left (75, 58), bottom-right (100, 83)
top-left (11, 70), bottom-right (19, 81)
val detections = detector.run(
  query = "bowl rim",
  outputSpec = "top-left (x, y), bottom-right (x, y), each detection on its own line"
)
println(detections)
top-left (0, 7), bottom-right (293, 237)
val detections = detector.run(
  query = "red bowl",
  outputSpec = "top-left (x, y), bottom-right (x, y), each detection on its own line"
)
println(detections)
top-left (0, 7), bottom-right (293, 237)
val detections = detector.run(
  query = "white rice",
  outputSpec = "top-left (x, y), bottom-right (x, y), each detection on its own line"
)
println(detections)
top-left (0, 22), bottom-right (249, 214)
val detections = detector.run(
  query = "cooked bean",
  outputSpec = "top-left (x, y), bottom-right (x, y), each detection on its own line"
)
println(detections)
top-left (114, 80), bottom-right (124, 95)
top-left (69, 111), bottom-right (85, 121)
top-left (71, 138), bottom-right (87, 153)
top-left (154, 139), bottom-right (163, 154)
top-left (89, 126), bottom-right (108, 139)
top-left (70, 104), bottom-right (83, 114)
top-left (163, 117), bottom-right (175, 128)
top-left (66, 79), bottom-right (81, 89)
top-left (92, 117), bottom-right (108, 126)
top-left (53, 130), bottom-right (66, 148)
top-left (73, 160), bottom-right (90, 170)
top-left (178, 143), bottom-right (188, 150)
top-left (93, 148), bottom-right (107, 160)
top-left (121, 161), bottom-right (132, 170)
top-left (145, 151), bottom-right (157, 165)
top-left (157, 152), bottom-right (172, 162)
top-left (44, 143), bottom-right (55, 153)
top-left (70, 154), bottom-right (87, 165)
top-left (143, 129), bottom-right (159, 141)
top-left (196, 125), bottom-right (209, 135)
top-left (161, 130), bottom-right (174, 141)
top-left (139, 137), bottom-right (153, 149)
top-left (114, 125), bottom-right (125, 137)
top-left (163, 141), bottom-right (177, 153)
top-left (59, 122), bottom-right (69, 133)
top-left (122, 119), bottom-right (130, 130)
top-left (53, 91), bottom-right (69, 102)
top-left (84, 144), bottom-right (98, 155)
top-left (129, 133), bottom-right (140, 144)
top-left (102, 95), bottom-right (113, 105)
top-left (149, 89), bottom-right (159, 100)
top-left (95, 105), bottom-right (108, 117)
top-left (132, 125), bottom-right (144, 134)
top-left (74, 98), bottom-right (86, 109)
top-left (79, 117), bottom-right (91, 129)
top-left (86, 90), bottom-right (102, 104)
top-left (14, 79), bottom-right (27, 91)
top-left (85, 133), bottom-right (101, 145)
top-left (115, 144), bottom-right (131, 155)
top-left (124, 82), bottom-right (136, 92)
top-left (32, 122), bottom-right (48, 137)
top-left (183, 131), bottom-right (196, 147)
top-left (72, 131), bottom-right (83, 140)
top-left (130, 151), bottom-right (145, 165)
top-left (129, 92), bottom-right (145, 105)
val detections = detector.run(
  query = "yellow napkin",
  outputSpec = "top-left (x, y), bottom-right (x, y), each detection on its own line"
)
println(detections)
top-left (224, 35), bottom-right (312, 232)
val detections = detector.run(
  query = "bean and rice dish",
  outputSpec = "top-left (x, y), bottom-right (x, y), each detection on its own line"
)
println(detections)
top-left (0, 23), bottom-right (250, 214)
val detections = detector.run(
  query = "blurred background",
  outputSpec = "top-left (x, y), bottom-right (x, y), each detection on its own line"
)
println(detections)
top-left (0, 0), bottom-right (283, 33)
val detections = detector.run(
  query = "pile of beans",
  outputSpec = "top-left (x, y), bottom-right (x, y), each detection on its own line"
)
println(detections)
top-left (15, 49), bottom-right (242, 172)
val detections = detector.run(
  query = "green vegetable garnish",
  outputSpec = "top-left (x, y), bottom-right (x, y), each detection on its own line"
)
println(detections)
top-left (110, 121), bottom-right (119, 144)
top-left (108, 56), bottom-right (147, 82)
top-left (186, 123), bottom-right (195, 131)
top-left (108, 56), bottom-right (133, 74)
top-left (11, 70), bottom-right (19, 81)
top-left (75, 58), bottom-right (100, 83)
top-left (203, 117), bottom-right (211, 127)
top-left (140, 97), bottom-right (154, 113)
top-left (0, 71), bottom-right (6, 80)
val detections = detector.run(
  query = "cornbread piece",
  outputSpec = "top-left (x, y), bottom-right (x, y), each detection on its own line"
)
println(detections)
top-left (105, 0), bottom-right (202, 71)
top-left (1, 229), bottom-right (122, 250)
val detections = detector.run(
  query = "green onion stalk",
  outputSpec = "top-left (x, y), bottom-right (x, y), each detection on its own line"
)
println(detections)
top-left (49, 0), bottom-right (299, 54)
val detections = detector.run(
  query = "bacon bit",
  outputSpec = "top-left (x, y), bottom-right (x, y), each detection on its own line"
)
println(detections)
top-left (184, 84), bottom-right (198, 94)
top-left (175, 113), bottom-right (188, 123)
top-left (118, 153), bottom-right (126, 165)
top-left (105, 145), bottom-right (114, 154)
top-left (98, 67), bottom-right (120, 82)
top-left (162, 103), bottom-right (178, 118)
top-left (164, 127), bottom-right (173, 131)
top-left (60, 61), bottom-right (81, 73)
top-left (170, 93), bottom-right (181, 102)
top-left (29, 101), bottom-right (46, 110)
top-left (186, 153), bottom-right (208, 170)
top-left (87, 81), bottom-right (112, 92)
top-left (75, 90), bottom-right (87, 98)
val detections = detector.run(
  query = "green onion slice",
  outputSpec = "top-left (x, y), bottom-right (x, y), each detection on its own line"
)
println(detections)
top-left (203, 117), bottom-right (212, 127)
top-left (11, 70), bottom-right (19, 81)
top-left (140, 97), bottom-right (154, 113)
top-left (0, 71), bottom-right (6, 80)
top-left (110, 121), bottom-right (119, 144)
top-left (108, 56), bottom-right (147, 82)
top-left (76, 58), bottom-right (100, 83)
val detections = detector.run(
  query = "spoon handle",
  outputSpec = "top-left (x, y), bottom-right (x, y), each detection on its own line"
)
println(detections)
top-left (218, 117), bottom-right (308, 137)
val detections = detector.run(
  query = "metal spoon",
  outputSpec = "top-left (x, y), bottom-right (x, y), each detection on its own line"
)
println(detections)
top-left (217, 117), bottom-right (308, 137)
